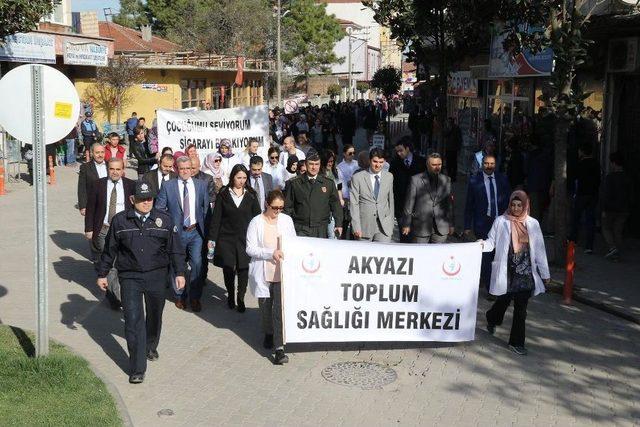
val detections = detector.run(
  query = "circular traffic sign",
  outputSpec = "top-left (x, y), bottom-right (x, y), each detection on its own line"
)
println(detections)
top-left (0, 64), bottom-right (81, 145)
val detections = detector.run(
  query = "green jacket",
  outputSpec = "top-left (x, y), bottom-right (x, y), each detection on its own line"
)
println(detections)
top-left (284, 174), bottom-right (343, 227)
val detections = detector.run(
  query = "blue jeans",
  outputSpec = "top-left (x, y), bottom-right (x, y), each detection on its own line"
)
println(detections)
top-left (178, 229), bottom-right (204, 301)
top-left (65, 138), bottom-right (76, 165)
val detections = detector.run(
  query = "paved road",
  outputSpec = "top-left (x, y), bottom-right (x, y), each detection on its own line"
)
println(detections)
top-left (0, 166), bottom-right (638, 426)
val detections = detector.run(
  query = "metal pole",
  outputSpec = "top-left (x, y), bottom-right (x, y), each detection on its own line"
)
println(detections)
top-left (348, 29), bottom-right (352, 101)
top-left (276, 0), bottom-right (282, 108)
top-left (32, 65), bottom-right (49, 357)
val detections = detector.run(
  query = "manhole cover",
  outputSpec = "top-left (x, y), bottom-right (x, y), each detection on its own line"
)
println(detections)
top-left (321, 362), bottom-right (397, 389)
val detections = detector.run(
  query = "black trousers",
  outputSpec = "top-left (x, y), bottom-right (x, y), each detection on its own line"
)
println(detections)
top-left (486, 290), bottom-right (531, 347)
top-left (223, 266), bottom-right (249, 303)
top-left (120, 268), bottom-right (167, 376)
top-left (295, 223), bottom-right (329, 238)
top-left (446, 150), bottom-right (458, 181)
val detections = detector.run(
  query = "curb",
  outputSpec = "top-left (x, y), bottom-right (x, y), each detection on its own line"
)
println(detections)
top-left (547, 280), bottom-right (640, 325)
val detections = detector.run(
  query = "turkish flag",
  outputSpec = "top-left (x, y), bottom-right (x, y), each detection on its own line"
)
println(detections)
top-left (235, 57), bottom-right (245, 86)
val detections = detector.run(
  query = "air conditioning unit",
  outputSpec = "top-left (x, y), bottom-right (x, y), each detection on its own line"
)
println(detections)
top-left (607, 37), bottom-right (639, 73)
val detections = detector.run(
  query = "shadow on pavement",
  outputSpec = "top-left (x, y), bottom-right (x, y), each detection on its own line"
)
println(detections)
top-left (50, 230), bottom-right (92, 261)
top-left (9, 326), bottom-right (35, 357)
top-left (192, 276), bottom-right (269, 359)
top-left (52, 255), bottom-right (103, 300)
top-left (60, 293), bottom-right (129, 373)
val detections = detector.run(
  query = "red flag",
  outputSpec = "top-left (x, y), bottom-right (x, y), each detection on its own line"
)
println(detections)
top-left (235, 57), bottom-right (245, 86)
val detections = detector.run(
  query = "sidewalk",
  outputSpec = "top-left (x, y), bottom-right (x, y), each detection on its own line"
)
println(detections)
top-left (0, 166), bottom-right (638, 426)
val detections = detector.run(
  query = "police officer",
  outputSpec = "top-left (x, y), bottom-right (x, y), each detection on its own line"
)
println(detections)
top-left (97, 181), bottom-right (186, 384)
top-left (284, 152), bottom-right (343, 238)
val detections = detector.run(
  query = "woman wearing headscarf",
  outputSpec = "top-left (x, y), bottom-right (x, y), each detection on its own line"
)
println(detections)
top-left (284, 155), bottom-right (298, 181)
top-left (172, 151), bottom-right (185, 173)
top-left (481, 190), bottom-right (550, 356)
top-left (218, 139), bottom-right (240, 186)
top-left (201, 152), bottom-right (225, 200)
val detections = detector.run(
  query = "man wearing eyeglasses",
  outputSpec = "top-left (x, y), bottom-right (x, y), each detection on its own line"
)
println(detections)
top-left (337, 144), bottom-right (359, 238)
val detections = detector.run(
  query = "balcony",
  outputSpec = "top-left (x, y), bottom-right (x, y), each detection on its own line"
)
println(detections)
top-left (120, 51), bottom-right (276, 73)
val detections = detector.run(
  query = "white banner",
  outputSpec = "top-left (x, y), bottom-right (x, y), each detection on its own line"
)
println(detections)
top-left (63, 40), bottom-right (108, 67)
top-left (281, 237), bottom-right (482, 343)
top-left (0, 33), bottom-right (56, 64)
top-left (157, 105), bottom-right (270, 161)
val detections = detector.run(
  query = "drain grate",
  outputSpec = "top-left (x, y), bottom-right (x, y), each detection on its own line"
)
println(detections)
top-left (321, 361), bottom-right (397, 390)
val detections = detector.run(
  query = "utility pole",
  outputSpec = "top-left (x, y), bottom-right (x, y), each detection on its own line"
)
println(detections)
top-left (276, 0), bottom-right (282, 107)
top-left (347, 26), bottom-right (352, 101)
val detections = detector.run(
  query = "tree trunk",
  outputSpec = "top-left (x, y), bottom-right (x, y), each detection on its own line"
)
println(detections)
top-left (115, 93), bottom-right (121, 130)
top-left (552, 117), bottom-right (570, 265)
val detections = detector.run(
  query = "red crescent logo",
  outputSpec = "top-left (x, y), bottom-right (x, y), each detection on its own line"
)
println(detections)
top-left (302, 253), bottom-right (320, 274)
top-left (442, 256), bottom-right (461, 276)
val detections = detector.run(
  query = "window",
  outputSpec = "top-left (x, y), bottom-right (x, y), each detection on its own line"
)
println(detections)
top-left (180, 79), bottom-right (207, 109)
top-left (43, 2), bottom-right (66, 25)
top-left (210, 83), bottom-right (231, 110)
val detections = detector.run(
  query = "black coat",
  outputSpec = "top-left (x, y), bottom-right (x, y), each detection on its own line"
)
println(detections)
top-left (85, 177), bottom-right (136, 244)
top-left (131, 139), bottom-right (156, 175)
top-left (208, 187), bottom-right (261, 269)
top-left (389, 153), bottom-right (426, 218)
top-left (141, 169), bottom-right (177, 197)
top-left (77, 161), bottom-right (102, 210)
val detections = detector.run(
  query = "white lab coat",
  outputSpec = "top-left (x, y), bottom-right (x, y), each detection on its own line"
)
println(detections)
top-left (246, 213), bottom-right (296, 298)
top-left (219, 155), bottom-right (241, 186)
top-left (482, 215), bottom-right (550, 296)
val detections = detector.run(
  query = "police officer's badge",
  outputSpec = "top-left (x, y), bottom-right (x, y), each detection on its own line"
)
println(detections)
top-left (173, 225), bottom-right (178, 233)
top-left (141, 183), bottom-right (149, 191)
top-left (321, 186), bottom-right (327, 193)
top-left (155, 218), bottom-right (163, 227)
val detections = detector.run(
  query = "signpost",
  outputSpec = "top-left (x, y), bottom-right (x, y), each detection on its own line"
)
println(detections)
top-left (0, 65), bottom-right (80, 356)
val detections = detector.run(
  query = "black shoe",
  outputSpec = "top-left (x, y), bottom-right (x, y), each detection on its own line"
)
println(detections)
top-left (509, 345), bottom-right (528, 355)
top-left (274, 349), bottom-right (289, 365)
top-left (146, 350), bottom-right (159, 361)
top-left (129, 374), bottom-right (144, 384)
top-left (263, 334), bottom-right (274, 349)
top-left (485, 294), bottom-right (496, 301)
top-left (227, 296), bottom-right (235, 309)
top-left (237, 300), bottom-right (246, 313)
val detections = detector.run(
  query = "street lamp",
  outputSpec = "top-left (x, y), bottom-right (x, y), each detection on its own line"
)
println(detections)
top-left (276, 1), bottom-right (290, 108)
top-left (347, 26), bottom-right (353, 101)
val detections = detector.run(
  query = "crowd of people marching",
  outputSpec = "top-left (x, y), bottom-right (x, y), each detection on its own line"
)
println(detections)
top-left (72, 98), bottom-right (632, 384)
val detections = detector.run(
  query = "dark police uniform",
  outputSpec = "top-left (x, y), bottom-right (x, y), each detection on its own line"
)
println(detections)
top-left (284, 174), bottom-right (343, 238)
top-left (97, 185), bottom-right (185, 382)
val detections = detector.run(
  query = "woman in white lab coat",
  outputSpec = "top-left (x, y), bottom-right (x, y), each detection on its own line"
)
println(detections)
top-left (481, 190), bottom-right (550, 356)
top-left (246, 189), bottom-right (296, 364)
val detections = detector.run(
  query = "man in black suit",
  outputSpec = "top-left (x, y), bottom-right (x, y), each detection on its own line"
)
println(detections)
top-left (141, 154), bottom-right (177, 199)
top-left (248, 156), bottom-right (274, 211)
top-left (78, 143), bottom-right (107, 216)
top-left (389, 137), bottom-right (426, 242)
top-left (131, 126), bottom-right (156, 177)
top-left (190, 156), bottom-right (216, 203)
top-left (85, 157), bottom-right (136, 308)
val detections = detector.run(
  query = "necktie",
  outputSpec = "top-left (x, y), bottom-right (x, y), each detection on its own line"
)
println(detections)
top-left (373, 175), bottom-right (380, 200)
top-left (309, 177), bottom-right (315, 185)
top-left (405, 158), bottom-right (410, 167)
top-left (489, 176), bottom-right (497, 217)
top-left (107, 181), bottom-right (117, 224)
top-left (183, 180), bottom-right (191, 227)
top-left (160, 174), bottom-right (166, 189)
top-left (254, 176), bottom-right (261, 193)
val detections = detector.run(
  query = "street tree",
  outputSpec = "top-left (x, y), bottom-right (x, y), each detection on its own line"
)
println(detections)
top-left (281, 0), bottom-right (344, 92)
top-left (83, 56), bottom-right (143, 125)
top-left (370, 66), bottom-right (402, 144)
top-left (327, 84), bottom-right (341, 99)
top-left (363, 0), bottom-right (498, 143)
top-left (0, 0), bottom-right (60, 39)
top-left (497, 0), bottom-right (599, 263)
top-left (356, 81), bottom-right (370, 96)
top-left (113, 0), bottom-right (149, 29)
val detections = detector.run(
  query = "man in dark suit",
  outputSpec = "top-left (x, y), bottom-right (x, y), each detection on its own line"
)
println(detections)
top-left (156, 156), bottom-right (210, 311)
top-left (401, 153), bottom-right (454, 243)
top-left (84, 157), bottom-right (136, 308)
top-left (131, 126), bottom-right (156, 177)
top-left (464, 154), bottom-right (510, 290)
top-left (78, 143), bottom-right (107, 216)
top-left (248, 156), bottom-right (274, 211)
top-left (284, 152), bottom-right (343, 238)
top-left (189, 156), bottom-right (216, 203)
top-left (389, 137), bottom-right (426, 242)
top-left (141, 154), bottom-right (177, 198)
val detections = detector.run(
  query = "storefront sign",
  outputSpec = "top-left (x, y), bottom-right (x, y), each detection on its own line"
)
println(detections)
top-left (141, 83), bottom-right (168, 93)
top-left (157, 105), bottom-right (270, 161)
top-left (63, 40), bottom-right (108, 67)
top-left (281, 236), bottom-right (482, 343)
top-left (0, 33), bottom-right (55, 64)
top-left (448, 71), bottom-right (478, 97)
top-left (489, 25), bottom-right (553, 78)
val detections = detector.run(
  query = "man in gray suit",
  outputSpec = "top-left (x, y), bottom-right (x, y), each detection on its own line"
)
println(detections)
top-left (350, 148), bottom-right (395, 242)
top-left (249, 156), bottom-right (274, 211)
top-left (402, 153), bottom-right (454, 243)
